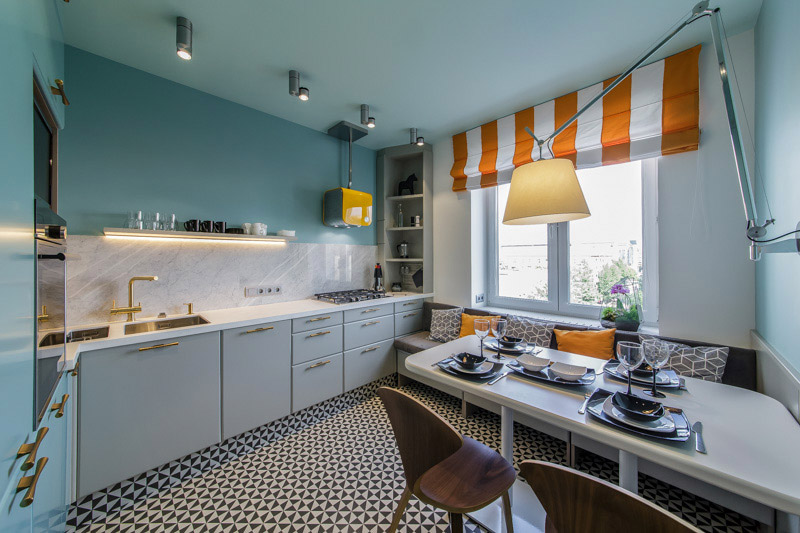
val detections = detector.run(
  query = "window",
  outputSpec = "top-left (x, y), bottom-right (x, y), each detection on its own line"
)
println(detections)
top-left (487, 159), bottom-right (658, 323)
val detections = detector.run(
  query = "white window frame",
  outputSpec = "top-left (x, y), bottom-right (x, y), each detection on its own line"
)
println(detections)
top-left (486, 158), bottom-right (659, 324)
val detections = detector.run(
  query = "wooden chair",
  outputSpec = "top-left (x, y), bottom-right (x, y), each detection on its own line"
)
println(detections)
top-left (378, 387), bottom-right (515, 532)
top-left (519, 460), bottom-right (702, 533)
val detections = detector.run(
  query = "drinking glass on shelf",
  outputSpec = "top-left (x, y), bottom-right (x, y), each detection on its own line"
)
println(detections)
top-left (616, 341), bottom-right (643, 395)
top-left (161, 213), bottom-right (176, 231)
top-left (474, 319), bottom-right (490, 359)
top-left (126, 210), bottom-right (143, 229)
top-left (490, 318), bottom-right (507, 361)
top-left (642, 339), bottom-right (670, 398)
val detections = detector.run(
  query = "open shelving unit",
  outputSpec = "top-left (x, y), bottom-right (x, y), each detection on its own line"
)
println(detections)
top-left (376, 144), bottom-right (433, 293)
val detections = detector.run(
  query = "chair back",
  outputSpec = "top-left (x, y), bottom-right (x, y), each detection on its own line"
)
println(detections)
top-left (519, 461), bottom-right (702, 533)
top-left (378, 387), bottom-right (463, 489)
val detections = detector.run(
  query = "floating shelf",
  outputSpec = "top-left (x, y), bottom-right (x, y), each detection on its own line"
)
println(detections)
top-left (385, 258), bottom-right (424, 262)
top-left (386, 194), bottom-right (423, 201)
top-left (103, 227), bottom-right (297, 243)
top-left (386, 226), bottom-right (423, 232)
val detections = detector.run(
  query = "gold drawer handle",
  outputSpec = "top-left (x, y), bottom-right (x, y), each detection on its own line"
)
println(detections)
top-left (50, 394), bottom-right (69, 418)
top-left (245, 326), bottom-right (274, 334)
top-left (403, 312), bottom-right (418, 318)
top-left (308, 316), bottom-right (331, 322)
top-left (139, 342), bottom-right (179, 352)
top-left (363, 321), bottom-right (380, 326)
top-left (402, 302), bottom-right (418, 306)
top-left (308, 330), bottom-right (331, 338)
top-left (17, 427), bottom-right (48, 471)
top-left (362, 308), bottom-right (380, 313)
top-left (71, 361), bottom-right (79, 377)
top-left (17, 457), bottom-right (48, 508)
top-left (50, 78), bottom-right (69, 106)
top-left (362, 346), bottom-right (379, 353)
top-left (308, 359), bottom-right (331, 369)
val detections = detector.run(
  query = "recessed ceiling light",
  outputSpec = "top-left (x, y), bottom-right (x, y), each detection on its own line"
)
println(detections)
top-left (176, 17), bottom-right (192, 60)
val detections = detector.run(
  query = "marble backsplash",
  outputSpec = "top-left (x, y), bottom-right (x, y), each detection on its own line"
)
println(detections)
top-left (66, 236), bottom-right (378, 326)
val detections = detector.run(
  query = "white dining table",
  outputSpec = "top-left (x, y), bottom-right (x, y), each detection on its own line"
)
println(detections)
top-left (405, 336), bottom-right (800, 532)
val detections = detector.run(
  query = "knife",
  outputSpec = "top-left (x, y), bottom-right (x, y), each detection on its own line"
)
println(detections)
top-left (487, 371), bottom-right (511, 385)
top-left (692, 421), bottom-right (707, 454)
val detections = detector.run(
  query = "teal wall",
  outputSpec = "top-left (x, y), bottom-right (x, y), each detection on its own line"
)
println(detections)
top-left (754, 0), bottom-right (800, 372)
top-left (0, 0), bottom-right (63, 523)
top-left (59, 46), bottom-right (377, 245)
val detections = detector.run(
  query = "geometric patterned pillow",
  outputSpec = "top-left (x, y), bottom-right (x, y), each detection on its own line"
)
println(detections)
top-left (427, 307), bottom-right (463, 343)
top-left (639, 334), bottom-right (729, 383)
top-left (506, 314), bottom-right (555, 348)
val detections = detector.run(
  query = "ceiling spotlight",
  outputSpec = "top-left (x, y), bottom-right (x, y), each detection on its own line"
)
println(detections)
top-left (361, 104), bottom-right (376, 129)
top-left (410, 128), bottom-right (424, 146)
top-left (290, 70), bottom-right (309, 101)
top-left (176, 17), bottom-right (192, 60)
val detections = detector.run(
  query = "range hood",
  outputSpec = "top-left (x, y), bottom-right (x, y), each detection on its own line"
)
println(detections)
top-left (323, 121), bottom-right (373, 228)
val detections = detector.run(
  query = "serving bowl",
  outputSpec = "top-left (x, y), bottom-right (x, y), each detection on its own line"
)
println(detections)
top-left (498, 335), bottom-right (523, 348)
top-left (516, 354), bottom-right (550, 372)
top-left (549, 362), bottom-right (588, 382)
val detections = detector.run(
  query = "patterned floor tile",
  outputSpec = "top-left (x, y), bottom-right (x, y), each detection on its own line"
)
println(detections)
top-left (68, 375), bottom-right (758, 532)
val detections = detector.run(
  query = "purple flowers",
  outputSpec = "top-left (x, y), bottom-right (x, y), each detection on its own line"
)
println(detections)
top-left (610, 284), bottom-right (630, 295)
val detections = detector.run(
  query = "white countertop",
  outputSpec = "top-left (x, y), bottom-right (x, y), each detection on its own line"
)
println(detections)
top-left (63, 292), bottom-right (432, 370)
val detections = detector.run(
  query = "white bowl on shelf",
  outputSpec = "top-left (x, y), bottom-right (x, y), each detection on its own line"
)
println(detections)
top-left (516, 354), bottom-right (550, 372)
top-left (550, 362), bottom-right (588, 382)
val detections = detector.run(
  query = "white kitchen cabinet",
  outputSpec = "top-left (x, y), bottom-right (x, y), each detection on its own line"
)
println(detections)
top-left (344, 339), bottom-right (395, 391)
top-left (343, 314), bottom-right (394, 350)
top-left (291, 325), bottom-right (343, 365)
top-left (77, 332), bottom-right (221, 497)
top-left (222, 321), bottom-right (290, 440)
top-left (292, 354), bottom-right (344, 412)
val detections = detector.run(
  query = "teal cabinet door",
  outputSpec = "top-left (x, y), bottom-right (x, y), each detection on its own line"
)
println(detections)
top-left (31, 374), bottom-right (69, 533)
top-left (0, 466), bottom-right (33, 533)
top-left (27, 0), bottom-right (66, 128)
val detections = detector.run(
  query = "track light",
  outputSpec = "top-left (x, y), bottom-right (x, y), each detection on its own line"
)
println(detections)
top-left (290, 70), bottom-right (309, 101)
top-left (176, 17), bottom-right (192, 60)
top-left (410, 128), bottom-right (424, 146)
top-left (361, 104), bottom-right (376, 129)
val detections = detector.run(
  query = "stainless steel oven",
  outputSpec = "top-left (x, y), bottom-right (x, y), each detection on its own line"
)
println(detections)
top-left (35, 198), bottom-right (67, 425)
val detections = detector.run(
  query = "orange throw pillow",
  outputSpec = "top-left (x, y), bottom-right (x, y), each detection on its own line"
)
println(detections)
top-left (553, 329), bottom-right (616, 359)
top-left (459, 314), bottom-right (502, 338)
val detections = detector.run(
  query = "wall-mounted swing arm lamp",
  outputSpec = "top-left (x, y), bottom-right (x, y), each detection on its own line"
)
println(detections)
top-left (503, 1), bottom-right (798, 260)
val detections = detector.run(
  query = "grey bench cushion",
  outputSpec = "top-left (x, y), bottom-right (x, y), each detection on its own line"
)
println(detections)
top-left (394, 331), bottom-right (442, 354)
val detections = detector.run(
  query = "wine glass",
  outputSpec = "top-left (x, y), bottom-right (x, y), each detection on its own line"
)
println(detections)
top-left (474, 319), bottom-right (490, 360)
top-left (616, 341), bottom-right (643, 395)
top-left (490, 318), bottom-right (507, 361)
top-left (641, 339), bottom-right (669, 398)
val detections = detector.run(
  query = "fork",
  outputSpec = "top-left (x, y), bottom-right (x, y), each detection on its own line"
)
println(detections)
top-left (578, 392), bottom-right (593, 415)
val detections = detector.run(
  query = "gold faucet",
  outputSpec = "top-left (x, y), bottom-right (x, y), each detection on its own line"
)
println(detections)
top-left (110, 276), bottom-right (158, 322)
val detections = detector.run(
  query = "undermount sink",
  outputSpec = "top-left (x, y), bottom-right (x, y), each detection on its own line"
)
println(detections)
top-left (39, 326), bottom-right (110, 347)
top-left (124, 315), bottom-right (210, 335)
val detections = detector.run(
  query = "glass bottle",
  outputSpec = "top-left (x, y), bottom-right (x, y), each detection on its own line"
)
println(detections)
top-left (397, 203), bottom-right (404, 228)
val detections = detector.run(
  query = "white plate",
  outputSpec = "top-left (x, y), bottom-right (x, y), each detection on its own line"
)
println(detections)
top-left (550, 362), bottom-right (588, 382)
top-left (448, 361), bottom-right (494, 375)
top-left (517, 354), bottom-right (550, 372)
top-left (601, 396), bottom-right (676, 434)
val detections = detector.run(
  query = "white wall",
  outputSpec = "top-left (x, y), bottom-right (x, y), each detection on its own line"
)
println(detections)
top-left (431, 30), bottom-right (756, 347)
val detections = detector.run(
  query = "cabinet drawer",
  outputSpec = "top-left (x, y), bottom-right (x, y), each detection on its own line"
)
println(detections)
top-left (344, 314), bottom-right (394, 350)
top-left (344, 302), bottom-right (394, 323)
top-left (222, 320), bottom-right (291, 439)
top-left (292, 312), bottom-right (343, 333)
top-left (395, 309), bottom-right (423, 337)
top-left (292, 325), bottom-right (343, 365)
top-left (394, 299), bottom-right (424, 313)
top-left (292, 354), bottom-right (343, 412)
top-left (344, 339), bottom-right (395, 391)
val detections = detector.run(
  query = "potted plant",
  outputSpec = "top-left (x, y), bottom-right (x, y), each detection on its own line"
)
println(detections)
top-left (599, 279), bottom-right (641, 332)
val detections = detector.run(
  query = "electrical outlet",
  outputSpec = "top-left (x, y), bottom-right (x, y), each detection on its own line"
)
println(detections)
top-left (245, 285), bottom-right (283, 297)
top-left (475, 293), bottom-right (485, 304)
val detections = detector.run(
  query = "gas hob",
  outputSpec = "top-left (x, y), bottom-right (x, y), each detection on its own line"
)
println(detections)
top-left (314, 290), bottom-right (390, 304)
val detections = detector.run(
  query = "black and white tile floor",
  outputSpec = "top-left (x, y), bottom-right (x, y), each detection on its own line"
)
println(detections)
top-left (68, 375), bottom-right (758, 532)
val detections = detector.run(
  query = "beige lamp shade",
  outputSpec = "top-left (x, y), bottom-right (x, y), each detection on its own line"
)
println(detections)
top-left (502, 158), bottom-right (590, 225)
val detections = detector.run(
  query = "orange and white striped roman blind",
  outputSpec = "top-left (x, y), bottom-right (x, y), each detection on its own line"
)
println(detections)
top-left (450, 45), bottom-right (700, 192)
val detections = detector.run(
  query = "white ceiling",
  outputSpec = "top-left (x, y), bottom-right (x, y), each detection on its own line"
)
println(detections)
top-left (59, 0), bottom-right (762, 150)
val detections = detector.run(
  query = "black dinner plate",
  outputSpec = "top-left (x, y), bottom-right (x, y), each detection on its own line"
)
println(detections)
top-left (586, 389), bottom-right (690, 442)
top-left (508, 362), bottom-right (596, 386)
top-left (603, 359), bottom-right (680, 388)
